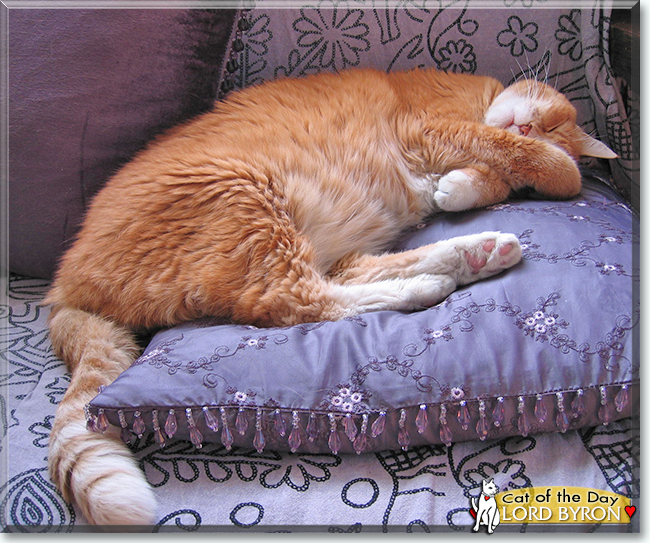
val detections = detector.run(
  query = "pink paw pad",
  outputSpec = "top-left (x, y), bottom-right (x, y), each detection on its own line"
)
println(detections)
top-left (482, 240), bottom-right (496, 252)
top-left (465, 251), bottom-right (488, 274)
top-left (499, 243), bottom-right (514, 256)
top-left (466, 238), bottom-right (515, 274)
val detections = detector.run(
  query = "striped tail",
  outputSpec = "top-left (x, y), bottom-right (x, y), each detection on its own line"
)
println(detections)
top-left (47, 303), bottom-right (158, 525)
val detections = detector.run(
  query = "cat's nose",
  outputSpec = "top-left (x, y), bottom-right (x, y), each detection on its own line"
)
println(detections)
top-left (518, 124), bottom-right (532, 136)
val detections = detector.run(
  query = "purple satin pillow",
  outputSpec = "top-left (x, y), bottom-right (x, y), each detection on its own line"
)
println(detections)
top-left (88, 174), bottom-right (639, 455)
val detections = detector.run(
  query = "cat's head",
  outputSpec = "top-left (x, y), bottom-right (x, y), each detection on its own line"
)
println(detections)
top-left (484, 79), bottom-right (617, 161)
top-left (482, 478), bottom-right (499, 496)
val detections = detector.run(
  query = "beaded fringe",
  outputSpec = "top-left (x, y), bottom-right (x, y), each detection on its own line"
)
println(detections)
top-left (86, 384), bottom-right (632, 454)
top-left (217, 8), bottom-right (252, 99)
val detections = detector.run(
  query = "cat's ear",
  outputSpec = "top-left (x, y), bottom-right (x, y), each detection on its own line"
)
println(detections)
top-left (578, 129), bottom-right (618, 159)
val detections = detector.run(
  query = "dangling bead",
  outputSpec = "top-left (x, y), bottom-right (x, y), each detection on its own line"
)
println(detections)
top-left (371, 411), bottom-right (386, 438)
top-left (253, 408), bottom-right (265, 453)
top-left (202, 407), bottom-right (219, 433)
top-left (354, 414), bottom-right (369, 455)
top-left (188, 427), bottom-right (203, 449)
top-left (555, 392), bottom-right (570, 433)
top-left (274, 409), bottom-right (287, 437)
top-left (120, 426), bottom-right (131, 444)
top-left (186, 408), bottom-right (203, 449)
top-left (397, 409), bottom-right (410, 451)
top-left (152, 410), bottom-right (166, 447)
top-left (615, 385), bottom-right (629, 413)
top-left (306, 412), bottom-right (319, 442)
top-left (235, 408), bottom-right (249, 436)
top-left (439, 404), bottom-right (453, 447)
top-left (220, 407), bottom-right (234, 450)
top-left (415, 404), bottom-right (428, 434)
top-left (95, 408), bottom-right (109, 432)
top-left (343, 414), bottom-right (358, 442)
top-left (133, 410), bottom-right (146, 438)
top-left (571, 389), bottom-right (585, 419)
top-left (534, 394), bottom-right (548, 423)
top-left (457, 400), bottom-right (471, 431)
top-left (492, 397), bottom-right (505, 428)
top-left (597, 386), bottom-right (613, 426)
top-left (83, 405), bottom-right (95, 432)
top-left (476, 400), bottom-right (489, 441)
top-left (118, 410), bottom-right (132, 444)
top-left (328, 413), bottom-right (341, 455)
top-left (556, 411), bottom-right (570, 433)
top-left (85, 415), bottom-right (97, 433)
top-left (288, 411), bottom-right (302, 453)
top-left (517, 396), bottom-right (530, 437)
top-left (164, 409), bottom-right (178, 439)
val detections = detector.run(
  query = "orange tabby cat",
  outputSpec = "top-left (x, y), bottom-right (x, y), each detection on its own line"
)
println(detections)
top-left (44, 67), bottom-right (615, 525)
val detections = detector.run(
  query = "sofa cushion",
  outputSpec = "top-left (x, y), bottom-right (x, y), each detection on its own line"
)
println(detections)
top-left (88, 174), bottom-right (639, 454)
top-left (8, 9), bottom-right (236, 278)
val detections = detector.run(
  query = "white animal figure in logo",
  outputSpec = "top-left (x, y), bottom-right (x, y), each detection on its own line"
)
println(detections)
top-left (471, 478), bottom-right (501, 534)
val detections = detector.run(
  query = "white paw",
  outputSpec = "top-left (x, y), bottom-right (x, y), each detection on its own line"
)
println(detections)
top-left (448, 231), bottom-right (522, 285)
top-left (434, 170), bottom-right (480, 212)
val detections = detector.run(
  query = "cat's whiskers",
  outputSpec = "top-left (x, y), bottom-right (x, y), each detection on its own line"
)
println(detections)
top-left (514, 56), bottom-right (527, 81)
top-left (510, 68), bottom-right (520, 86)
top-left (525, 79), bottom-right (539, 105)
top-left (539, 62), bottom-right (547, 87)
top-left (525, 51), bottom-right (537, 81)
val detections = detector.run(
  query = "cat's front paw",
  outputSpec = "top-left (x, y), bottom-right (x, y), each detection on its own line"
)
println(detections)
top-left (434, 169), bottom-right (480, 212)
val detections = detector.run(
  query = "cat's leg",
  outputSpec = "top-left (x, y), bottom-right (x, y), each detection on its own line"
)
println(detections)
top-left (229, 245), bottom-right (459, 324)
top-left (472, 507), bottom-right (482, 531)
top-left (328, 231), bottom-right (522, 287)
top-left (474, 507), bottom-right (486, 532)
top-left (486, 507), bottom-right (496, 534)
top-left (229, 231), bottom-right (519, 324)
top-left (328, 273), bottom-right (458, 316)
top-left (434, 163), bottom-right (511, 212)
top-left (406, 119), bottom-right (582, 199)
top-left (47, 305), bottom-right (157, 526)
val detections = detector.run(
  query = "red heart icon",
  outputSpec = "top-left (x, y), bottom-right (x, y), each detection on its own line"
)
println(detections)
top-left (485, 496), bottom-right (490, 501)
top-left (625, 505), bottom-right (636, 518)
